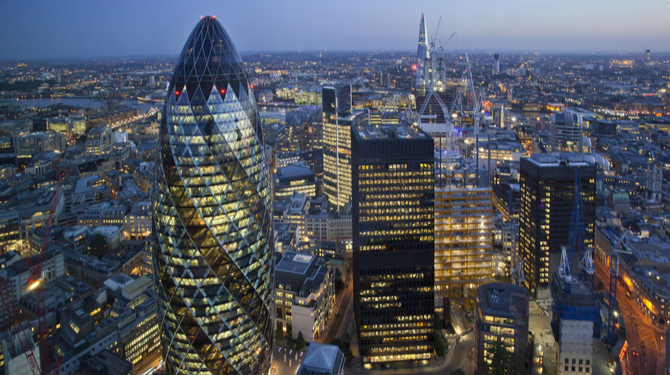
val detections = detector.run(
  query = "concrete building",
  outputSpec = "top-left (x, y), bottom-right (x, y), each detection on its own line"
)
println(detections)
top-left (274, 252), bottom-right (335, 342)
top-left (123, 202), bottom-right (151, 240)
top-left (551, 275), bottom-right (600, 375)
top-left (2, 328), bottom-right (39, 375)
top-left (550, 110), bottom-right (586, 153)
top-left (606, 189), bottom-right (630, 212)
top-left (435, 188), bottom-right (494, 310)
top-left (274, 192), bottom-right (311, 239)
top-left (305, 205), bottom-right (352, 243)
top-left (273, 161), bottom-right (318, 201)
top-left (474, 282), bottom-right (529, 375)
top-left (297, 343), bottom-right (345, 375)
top-left (85, 126), bottom-right (113, 160)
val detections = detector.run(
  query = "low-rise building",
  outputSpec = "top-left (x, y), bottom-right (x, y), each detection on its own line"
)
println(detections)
top-left (274, 161), bottom-right (319, 201)
top-left (274, 252), bottom-right (335, 342)
top-left (298, 343), bottom-right (345, 375)
top-left (123, 202), bottom-right (151, 240)
top-left (474, 282), bottom-right (529, 375)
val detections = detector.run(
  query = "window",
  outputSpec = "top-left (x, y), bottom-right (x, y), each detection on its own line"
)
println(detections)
top-left (579, 359), bottom-right (583, 365)
top-left (565, 358), bottom-right (569, 364)
top-left (586, 360), bottom-right (590, 365)
top-left (565, 366), bottom-right (569, 371)
top-left (572, 367), bottom-right (575, 372)
top-left (586, 368), bottom-right (590, 373)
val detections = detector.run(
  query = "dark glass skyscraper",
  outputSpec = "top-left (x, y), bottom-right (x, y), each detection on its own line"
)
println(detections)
top-left (152, 17), bottom-right (273, 375)
top-left (352, 123), bottom-right (435, 368)
top-left (519, 154), bottom-right (595, 299)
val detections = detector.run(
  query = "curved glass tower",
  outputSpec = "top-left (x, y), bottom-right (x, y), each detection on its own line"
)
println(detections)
top-left (152, 17), bottom-right (273, 375)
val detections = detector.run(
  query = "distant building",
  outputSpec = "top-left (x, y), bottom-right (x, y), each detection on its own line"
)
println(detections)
top-left (550, 110), bottom-right (585, 153)
top-left (274, 161), bottom-right (318, 201)
top-left (606, 189), bottom-right (630, 212)
top-left (305, 204), bottom-right (352, 243)
top-left (274, 252), bottom-right (335, 342)
top-left (474, 282), bottom-right (529, 375)
top-left (297, 342), bottom-right (345, 375)
top-left (123, 202), bottom-right (151, 240)
top-left (323, 84), bottom-right (355, 209)
top-left (78, 350), bottom-right (132, 375)
top-left (43, 115), bottom-right (87, 137)
top-left (85, 126), bottom-right (113, 160)
top-left (274, 192), bottom-right (311, 238)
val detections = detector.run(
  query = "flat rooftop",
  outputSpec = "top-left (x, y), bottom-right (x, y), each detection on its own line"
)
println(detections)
top-left (353, 123), bottom-right (429, 141)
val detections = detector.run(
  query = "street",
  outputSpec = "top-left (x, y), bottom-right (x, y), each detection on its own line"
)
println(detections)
top-left (594, 259), bottom-right (666, 375)
top-left (271, 345), bottom-right (305, 375)
top-left (343, 332), bottom-right (475, 375)
top-left (318, 278), bottom-right (354, 344)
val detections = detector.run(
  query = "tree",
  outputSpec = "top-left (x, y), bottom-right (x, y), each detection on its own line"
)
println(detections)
top-left (434, 334), bottom-right (445, 357)
top-left (482, 342), bottom-right (526, 375)
top-left (86, 234), bottom-right (108, 260)
top-left (275, 325), bottom-right (285, 345)
top-left (295, 331), bottom-right (306, 351)
top-left (334, 277), bottom-right (345, 294)
top-left (451, 370), bottom-right (466, 375)
top-left (285, 332), bottom-right (294, 348)
top-left (434, 312), bottom-right (443, 331)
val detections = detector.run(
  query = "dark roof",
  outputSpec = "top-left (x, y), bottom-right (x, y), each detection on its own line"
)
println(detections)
top-left (168, 16), bottom-right (250, 104)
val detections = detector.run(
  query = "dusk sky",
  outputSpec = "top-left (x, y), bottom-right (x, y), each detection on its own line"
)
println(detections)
top-left (1, 0), bottom-right (669, 60)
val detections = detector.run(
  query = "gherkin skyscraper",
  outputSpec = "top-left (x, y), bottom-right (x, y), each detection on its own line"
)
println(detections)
top-left (152, 17), bottom-right (273, 375)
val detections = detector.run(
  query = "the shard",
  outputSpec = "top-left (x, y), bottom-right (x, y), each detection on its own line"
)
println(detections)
top-left (416, 13), bottom-right (428, 92)
top-left (152, 16), bottom-right (273, 375)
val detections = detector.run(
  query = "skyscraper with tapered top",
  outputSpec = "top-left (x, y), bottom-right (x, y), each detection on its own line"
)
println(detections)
top-left (152, 16), bottom-right (273, 375)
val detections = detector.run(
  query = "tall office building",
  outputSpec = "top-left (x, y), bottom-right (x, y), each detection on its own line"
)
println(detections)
top-left (519, 154), bottom-right (595, 299)
top-left (153, 17), bottom-right (273, 375)
top-left (550, 110), bottom-right (584, 153)
top-left (435, 188), bottom-right (494, 310)
top-left (352, 123), bottom-right (435, 367)
top-left (415, 13), bottom-right (428, 93)
top-left (323, 83), bottom-right (354, 209)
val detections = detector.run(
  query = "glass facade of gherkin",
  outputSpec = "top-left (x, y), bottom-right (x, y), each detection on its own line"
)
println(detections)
top-left (152, 17), bottom-right (273, 375)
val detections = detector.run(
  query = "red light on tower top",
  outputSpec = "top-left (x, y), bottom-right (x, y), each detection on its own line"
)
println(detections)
top-left (250, 84), bottom-right (254, 89)
top-left (412, 64), bottom-right (417, 71)
top-left (220, 89), bottom-right (226, 94)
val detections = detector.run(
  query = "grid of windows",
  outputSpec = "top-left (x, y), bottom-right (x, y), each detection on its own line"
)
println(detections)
top-left (153, 17), bottom-right (273, 375)
top-left (352, 128), bottom-right (435, 368)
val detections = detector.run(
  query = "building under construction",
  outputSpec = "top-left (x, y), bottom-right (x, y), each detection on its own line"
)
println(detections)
top-left (550, 273), bottom-right (600, 375)
top-left (435, 188), bottom-right (494, 310)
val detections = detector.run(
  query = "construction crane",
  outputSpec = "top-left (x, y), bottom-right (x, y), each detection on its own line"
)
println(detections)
top-left (430, 16), bottom-right (442, 47)
top-left (465, 54), bottom-right (486, 187)
top-left (0, 173), bottom-right (65, 375)
top-left (438, 32), bottom-right (457, 52)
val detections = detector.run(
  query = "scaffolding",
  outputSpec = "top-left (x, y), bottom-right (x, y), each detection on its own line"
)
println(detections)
top-left (435, 188), bottom-right (494, 310)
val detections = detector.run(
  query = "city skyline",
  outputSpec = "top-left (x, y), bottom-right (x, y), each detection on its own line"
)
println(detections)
top-left (1, 0), bottom-right (670, 60)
